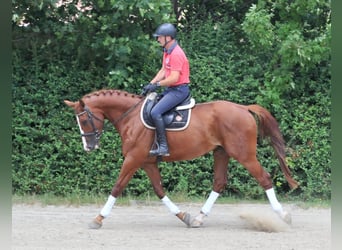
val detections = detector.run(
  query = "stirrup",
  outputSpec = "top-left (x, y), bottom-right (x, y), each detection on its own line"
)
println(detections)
top-left (149, 147), bottom-right (170, 157)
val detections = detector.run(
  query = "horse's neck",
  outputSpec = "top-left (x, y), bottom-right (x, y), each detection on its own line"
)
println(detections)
top-left (99, 94), bottom-right (141, 123)
top-left (84, 90), bottom-right (142, 127)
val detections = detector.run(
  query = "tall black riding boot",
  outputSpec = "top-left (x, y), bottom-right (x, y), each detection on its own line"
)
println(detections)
top-left (149, 117), bottom-right (170, 156)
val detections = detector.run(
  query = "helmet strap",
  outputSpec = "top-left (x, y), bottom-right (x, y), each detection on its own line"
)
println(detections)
top-left (162, 36), bottom-right (172, 48)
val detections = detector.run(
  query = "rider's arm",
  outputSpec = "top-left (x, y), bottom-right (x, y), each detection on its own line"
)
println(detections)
top-left (151, 67), bottom-right (166, 84)
top-left (157, 70), bottom-right (180, 87)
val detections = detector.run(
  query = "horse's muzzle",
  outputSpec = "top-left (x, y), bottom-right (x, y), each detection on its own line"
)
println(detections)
top-left (84, 143), bottom-right (100, 152)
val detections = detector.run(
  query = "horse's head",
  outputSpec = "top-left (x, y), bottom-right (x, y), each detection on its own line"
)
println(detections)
top-left (64, 99), bottom-right (104, 152)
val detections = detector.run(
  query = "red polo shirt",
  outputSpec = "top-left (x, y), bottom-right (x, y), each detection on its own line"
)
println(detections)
top-left (163, 43), bottom-right (190, 86)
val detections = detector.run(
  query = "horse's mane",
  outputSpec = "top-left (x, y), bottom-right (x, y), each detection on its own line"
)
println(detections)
top-left (82, 89), bottom-right (142, 100)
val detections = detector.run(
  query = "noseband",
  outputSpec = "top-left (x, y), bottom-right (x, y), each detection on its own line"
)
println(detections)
top-left (76, 105), bottom-right (104, 141)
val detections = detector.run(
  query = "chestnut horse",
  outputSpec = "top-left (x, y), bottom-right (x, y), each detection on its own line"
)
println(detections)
top-left (64, 89), bottom-right (298, 229)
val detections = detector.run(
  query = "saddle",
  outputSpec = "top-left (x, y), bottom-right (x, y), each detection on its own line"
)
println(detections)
top-left (140, 92), bottom-right (196, 131)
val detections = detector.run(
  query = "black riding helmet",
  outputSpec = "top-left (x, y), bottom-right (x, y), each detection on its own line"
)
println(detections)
top-left (153, 23), bottom-right (177, 39)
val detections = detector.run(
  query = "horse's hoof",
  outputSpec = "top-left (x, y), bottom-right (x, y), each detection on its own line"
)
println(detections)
top-left (190, 218), bottom-right (203, 228)
top-left (88, 219), bottom-right (102, 229)
top-left (177, 212), bottom-right (191, 227)
top-left (277, 211), bottom-right (292, 225)
top-left (282, 211), bottom-right (292, 225)
top-left (182, 212), bottom-right (191, 226)
top-left (190, 213), bottom-right (205, 228)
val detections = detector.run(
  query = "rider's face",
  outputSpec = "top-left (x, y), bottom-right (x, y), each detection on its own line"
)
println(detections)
top-left (156, 35), bottom-right (170, 47)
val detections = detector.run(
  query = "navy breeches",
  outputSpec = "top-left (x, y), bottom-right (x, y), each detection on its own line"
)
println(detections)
top-left (150, 84), bottom-right (190, 120)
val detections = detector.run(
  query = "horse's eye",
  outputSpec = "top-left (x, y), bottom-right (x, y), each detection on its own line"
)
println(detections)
top-left (81, 120), bottom-right (88, 126)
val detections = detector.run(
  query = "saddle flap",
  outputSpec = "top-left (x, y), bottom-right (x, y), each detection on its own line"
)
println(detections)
top-left (140, 92), bottom-right (195, 131)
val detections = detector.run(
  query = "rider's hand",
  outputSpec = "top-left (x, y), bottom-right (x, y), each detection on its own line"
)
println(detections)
top-left (141, 83), bottom-right (160, 96)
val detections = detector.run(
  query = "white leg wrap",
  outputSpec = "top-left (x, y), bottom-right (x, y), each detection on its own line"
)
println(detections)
top-left (161, 196), bottom-right (181, 215)
top-left (266, 188), bottom-right (283, 212)
top-left (100, 195), bottom-right (116, 218)
top-left (201, 191), bottom-right (219, 215)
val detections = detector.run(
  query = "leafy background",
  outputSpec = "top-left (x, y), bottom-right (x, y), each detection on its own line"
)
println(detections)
top-left (12, 0), bottom-right (331, 201)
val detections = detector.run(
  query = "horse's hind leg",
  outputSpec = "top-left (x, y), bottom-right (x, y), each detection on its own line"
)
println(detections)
top-left (240, 156), bottom-right (292, 224)
top-left (191, 147), bottom-right (229, 228)
top-left (142, 163), bottom-right (191, 227)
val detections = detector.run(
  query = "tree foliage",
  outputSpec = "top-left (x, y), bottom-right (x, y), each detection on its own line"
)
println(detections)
top-left (12, 0), bottom-right (174, 87)
top-left (242, 0), bottom-right (331, 105)
top-left (12, 0), bottom-right (331, 201)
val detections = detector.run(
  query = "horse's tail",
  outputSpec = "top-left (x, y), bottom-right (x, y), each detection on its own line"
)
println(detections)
top-left (247, 104), bottom-right (299, 189)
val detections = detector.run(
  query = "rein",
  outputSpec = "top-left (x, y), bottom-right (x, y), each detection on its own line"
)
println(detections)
top-left (111, 97), bottom-right (145, 126)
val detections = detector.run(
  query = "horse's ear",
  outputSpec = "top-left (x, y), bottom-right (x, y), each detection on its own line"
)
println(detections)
top-left (79, 99), bottom-right (85, 108)
top-left (64, 100), bottom-right (76, 108)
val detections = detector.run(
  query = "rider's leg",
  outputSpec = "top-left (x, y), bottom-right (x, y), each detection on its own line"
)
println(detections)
top-left (149, 114), bottom-right (169, 156)
top-left (149, 86), bottom-right (189, 156)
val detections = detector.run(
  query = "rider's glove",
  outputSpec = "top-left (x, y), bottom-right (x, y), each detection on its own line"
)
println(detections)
top-left (141, 82), bottom-right (160, 96)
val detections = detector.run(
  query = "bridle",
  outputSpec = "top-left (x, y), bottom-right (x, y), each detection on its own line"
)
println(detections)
top-left (76, 97), bottom-right (145, 149)
top-left (76, 105), bottom-right (104, 142)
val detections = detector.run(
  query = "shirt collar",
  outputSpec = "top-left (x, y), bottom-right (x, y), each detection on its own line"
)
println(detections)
top-left (164, 40), bottom-right (178, 54)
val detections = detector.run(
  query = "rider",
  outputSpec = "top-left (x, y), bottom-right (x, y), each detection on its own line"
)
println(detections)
top-left (143, 23), bottom-right (191, 157)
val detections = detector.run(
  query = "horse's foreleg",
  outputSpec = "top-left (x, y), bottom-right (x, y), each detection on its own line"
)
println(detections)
top-left (142, 163), bottom-right (191, 227)
top-left (191, 147), bottom-right (229, 228)
top-left (191, 191), bottom-right (220, 228)
top-left (88, 195), bottom-right (116, 229)
top-left (89, 158), bottom-right (140, 229)
top-left (162, 196), bottom-right (191, 226)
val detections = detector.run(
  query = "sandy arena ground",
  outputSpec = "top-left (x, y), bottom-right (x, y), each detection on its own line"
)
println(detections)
top-left (12, 202), bottom-right (330, 250)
